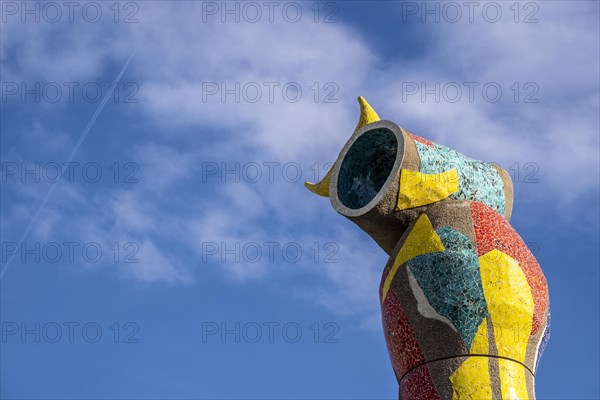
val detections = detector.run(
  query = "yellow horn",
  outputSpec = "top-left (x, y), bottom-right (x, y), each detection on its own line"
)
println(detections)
top-left (304, 168), bottom-right (333, 197)
top-left (305, 96), bottom-right (380, 197)
top-left (356, 96), bottom-right (380, 131)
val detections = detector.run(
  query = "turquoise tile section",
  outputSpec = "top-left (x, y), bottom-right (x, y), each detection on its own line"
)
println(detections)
top-left (415, 141), bottom-right (506, 215)
top-left (407, 226), bottom-right (488, 348)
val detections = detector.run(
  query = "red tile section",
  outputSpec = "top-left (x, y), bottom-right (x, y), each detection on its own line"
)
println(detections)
top-left (406, 131), bottom-right (435, 148)
top-left (381, 290), bottom-right (426, 377)
top-left (470, 201), bottom-right (548, 335)
top-left (400, 364), bottom-right (442, 400)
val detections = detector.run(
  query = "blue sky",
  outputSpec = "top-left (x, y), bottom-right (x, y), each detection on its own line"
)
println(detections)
top-left (0, 1), bottom-right (598, 399)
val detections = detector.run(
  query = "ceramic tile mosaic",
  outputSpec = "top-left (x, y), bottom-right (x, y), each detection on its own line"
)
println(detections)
top-left (413, 139), bottom-right (507, 216)
top-left (399, 364), bottom-right (441, 400)
top-left (470, 201), bottom-right (548, 336)
top-left (535, 308), bottom-right (551, 372)
top-left (305, 97), bottom-right (549, 399)
top-left (382, 290), bottom-right (426, 377)
top-left (407, 226), bottom-right (488, 348)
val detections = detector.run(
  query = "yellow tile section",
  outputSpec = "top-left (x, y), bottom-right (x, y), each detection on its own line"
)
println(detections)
top-left (479, 249), bottom-right (534, 399)
top-left (304, 96), bottom-right (380, 197)
top-left (450, 356), bottom-right (493, 400)
top-left (396, 169), bottom-right (459, 210)
top-left (470, 318), bottom-right (490, 354)
top-left (449, 318), bottom-right (493, 399)
top-left (479, 249), bottom-right (534, 360)
top-left (498, 359), bottom-right (529, 400)
top-left (381, 214), bottom-right (444, 303)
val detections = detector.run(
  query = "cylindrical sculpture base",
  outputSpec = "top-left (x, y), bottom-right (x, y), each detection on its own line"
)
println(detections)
top-left (400, 356), bottom-right (535, 400)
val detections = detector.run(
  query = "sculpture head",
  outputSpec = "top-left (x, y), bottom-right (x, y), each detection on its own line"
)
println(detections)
top-left (305, 96), bottom-right (514, 255)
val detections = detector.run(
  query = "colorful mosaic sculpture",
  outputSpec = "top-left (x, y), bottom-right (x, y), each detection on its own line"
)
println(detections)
top-left (305, 97), bottom-right (550, 399)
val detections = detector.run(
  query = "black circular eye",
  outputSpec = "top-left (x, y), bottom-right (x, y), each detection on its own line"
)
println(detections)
top-left (337, 127), bottom-right (398, 209)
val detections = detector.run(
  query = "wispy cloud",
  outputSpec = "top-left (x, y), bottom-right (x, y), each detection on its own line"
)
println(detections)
top-left (2, 1), bottom-right (597, 325)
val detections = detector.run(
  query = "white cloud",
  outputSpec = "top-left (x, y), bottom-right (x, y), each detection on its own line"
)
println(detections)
top-left (2, 1), bottom-right (597, 322)
top-left (122, 238), bottom-right (192, 283)
top-left (296, 229), bottom-right (385, 316)
top-left (133, 142), bottom-right (197, 192)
